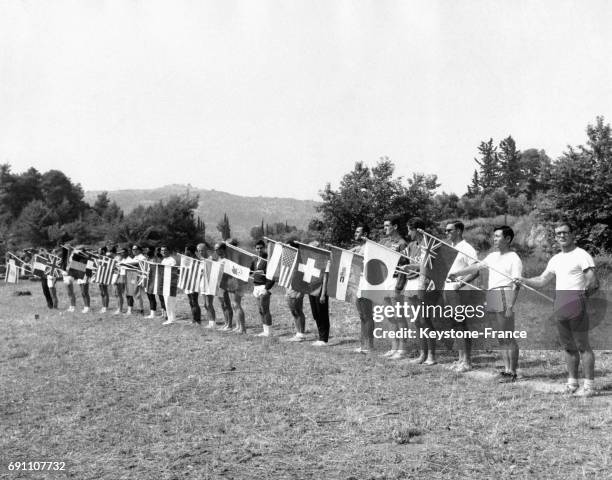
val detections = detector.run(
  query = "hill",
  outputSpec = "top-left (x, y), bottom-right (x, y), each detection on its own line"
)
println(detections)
top-left (84, 185), bottom-right (319, 240)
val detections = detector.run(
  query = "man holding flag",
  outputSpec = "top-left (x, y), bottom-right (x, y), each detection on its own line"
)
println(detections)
top-left (349, 225), bottom-right (373, 353)
top-left (252, 240), bottom-right (275, 337)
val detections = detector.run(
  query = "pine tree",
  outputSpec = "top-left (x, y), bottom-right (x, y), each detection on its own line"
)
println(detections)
top-left (475, 139), bottom-right (501, 193)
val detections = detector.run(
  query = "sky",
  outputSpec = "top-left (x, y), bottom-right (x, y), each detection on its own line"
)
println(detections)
top-left (1, 0), bottom-right (611, 200)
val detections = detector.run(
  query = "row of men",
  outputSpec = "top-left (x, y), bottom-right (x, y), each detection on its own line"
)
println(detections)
top-left (27, 217), bottom-right (601, 397)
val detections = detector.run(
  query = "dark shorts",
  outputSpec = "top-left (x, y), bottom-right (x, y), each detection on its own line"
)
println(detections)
top-left (555, 296), bottom-right (590, 351)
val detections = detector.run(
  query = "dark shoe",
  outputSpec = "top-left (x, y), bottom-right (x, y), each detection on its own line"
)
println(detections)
top-left (498, 372), bottom-right (517, 383)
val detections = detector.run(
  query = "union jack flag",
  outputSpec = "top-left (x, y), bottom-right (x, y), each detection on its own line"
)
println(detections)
top-left (419, 232), bottom-right (458, 291)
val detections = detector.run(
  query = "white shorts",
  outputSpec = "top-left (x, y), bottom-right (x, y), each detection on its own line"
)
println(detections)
top-left (253, 285), bottom-right (268, 298)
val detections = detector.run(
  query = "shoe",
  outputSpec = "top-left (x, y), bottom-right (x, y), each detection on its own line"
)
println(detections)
top-left (564, 383), bottom-right (579, 395)
top-left (498, 372), bottom-right (517, 383)
top-left (146, 312), bottom-right (156, 319)
top-left (390, 350), bottom-right (407, 360)
top-left (296, 332), bottom-right (308, 339)
top-left (124, 308), bottom-right (132, 316)
top-left (573, 386), bottom-right (595, 398)
top-left (446, 361), bottom-right (461, 370)
top-left (67, 306), bottom-right (75, 313)
top-left (82, 307), bottom-right (90, 313)
top-left (381, 349), bottom-right (397, 358)
top-left (162, 319), bottom-right (174, 325)
top-left (312, 340), bottom-right (328, 347)
top-left (100, 307), bottom-right (107, 313)
top-left (113, 308), bottom-right (121, 315)
top-left (423, 358), bottom-right (437, 366)
top-left (221, 325), bottom-right (232, 331)
top-left (455, 363), bottom-right (472, 373)
top-left (287, 334), bottom-right (304, 342)
top-left (256, 325), bottom-right (271, 337)
top-left (409, 356), bottom-right (426, 364)
top-left (354, 347), bottom-right (369, 354)
top-left (205, 321), bottom-right (215, 329)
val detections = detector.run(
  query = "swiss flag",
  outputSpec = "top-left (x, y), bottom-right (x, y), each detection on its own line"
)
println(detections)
top-left (290, 244), bottom-right (330, 295)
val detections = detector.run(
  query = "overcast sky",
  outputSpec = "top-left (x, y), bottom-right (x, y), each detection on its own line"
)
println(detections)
top-left (1, 1), bottom-right (611, 200)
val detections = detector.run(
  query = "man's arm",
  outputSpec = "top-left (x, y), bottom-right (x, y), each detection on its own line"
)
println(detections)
top-left (584, 268), bottom-right (599, 297)
top-left (448, 263), bottom-right (481, 281)
top-left (519, 271), bottom-right (555, 289)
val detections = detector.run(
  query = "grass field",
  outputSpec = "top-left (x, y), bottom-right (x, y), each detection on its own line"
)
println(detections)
top-left (2, 280), bottom-right (612, 479)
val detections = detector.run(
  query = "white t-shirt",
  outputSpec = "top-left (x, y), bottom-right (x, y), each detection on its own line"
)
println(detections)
top-left (544, 247), bottom-right (595, 291)
top-left (482, 251), bottom-right (523, 290)
top-left (445, 239), bottom-right (478, 290)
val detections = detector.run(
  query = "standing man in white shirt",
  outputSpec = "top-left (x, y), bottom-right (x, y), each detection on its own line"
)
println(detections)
top-left (160, 245), bottom-right (178, 325)
top-left (444, 221), bottom-right (479, 372)
top-left (449, 226), bottom-right (522, 382)
top-left (518, 221), bottom-right (599, 397)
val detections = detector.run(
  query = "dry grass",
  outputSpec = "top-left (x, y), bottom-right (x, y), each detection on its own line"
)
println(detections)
top-left (1, 281), bottom-right (612, 479)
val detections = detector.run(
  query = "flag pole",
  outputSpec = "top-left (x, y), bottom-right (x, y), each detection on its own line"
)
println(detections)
top-left (417, 229), bottom-right (553, 302)
top-left (365, 238), bottom-right (419, 263)
top-left (295, 240), bottom-right (331, 254)
top-left (7, 252), bottom-right (34, 272)
top-left (223, 242), bottom-right (267, 262)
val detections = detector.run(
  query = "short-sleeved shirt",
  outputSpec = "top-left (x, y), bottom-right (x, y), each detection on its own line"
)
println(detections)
top-left (445, 239), bottom-right (478, 290)
top-left (482, 251), bottom-right (523, 290)
top-left (544, 247), bottom-right (595, 291)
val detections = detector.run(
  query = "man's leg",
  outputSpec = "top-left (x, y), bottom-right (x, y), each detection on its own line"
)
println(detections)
top-left (163, 295), bottom-right (176, 323)
top-left (41, 277), bottom-right (53, 309)
top-left (231, 292), bottom-right (245, 332)
top-left (50, 286), bottom-right (58, 309)
top-left (80, 283), bottom-right (90, 311)
top-left (204, 295), bottom-right (216, 327)
top-left (260, 292), bottom-right (272, 326)
top-left (356, 298), bottom-right (374, 351)
top-left (188, 292), bottom-right (201, 323)
top-left (66, 281), bottom-right (76, 309)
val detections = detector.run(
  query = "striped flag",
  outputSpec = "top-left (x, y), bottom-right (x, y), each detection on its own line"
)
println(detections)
top-left (32, 254), bottom-right (49, 277)
top-left (146, 264), bottom-right (178, 297)
top-left (67, 251), bottom-right (89, 279)
top-left (93, 257), bottom-right (116, 285)
top-left (327, 247), bottom-right (363, 302)
top-left (265, 242), bottom-right (298, 288)
top-left (5, 259), bottom-right (19, 283)
top-left (178, 255), bottom-right (205, 292)
top-left (200, 259), bottom-right (222, 295)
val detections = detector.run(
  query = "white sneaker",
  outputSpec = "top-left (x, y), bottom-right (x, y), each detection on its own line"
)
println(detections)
top-left (381, 349), bottom-right (397, 357)
top-left (390, 350), bottom-right (407, 360)
top-left (162, 319), bottom-right (174, 325)
top-left (256, 325), bottom-right (272, 337)
top-left (100, 307), bottom-right (107, 313)
top-left (146, 312), bottom-right (156, 319)
top-left (573, 386), bottom-right (595, 398)
top-left (113, 308), bottom-right (121, 315)
top-left (287, 334), bottom-right (304, 342)
top-left (296, 332), bottom-right (308, 339)
top-left (354, 347), bottom-right (369, 354)
top-left (124, 308), bottom-right (132, 316)
top-left (67, 306), bottom-right (75, 313)
top-left (312, 340), bottom-right (328, 347)
top-left (205, 321), bottom-right (215, 329)
top-left (82, 307), bottom-right (90, 313)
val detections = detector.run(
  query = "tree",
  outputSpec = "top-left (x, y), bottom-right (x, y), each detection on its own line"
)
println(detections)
top-left (217, 213), bottom-right (231, 240)
top-left (474, 139), bottom-right (501, 193)
top-left (543, 116), bottom-right (612, 251)
top-left (498, 136), bottom-right (522, 196)
top-left (466, 170), bottom-right (480, 197)
top-left (11, 200), bottom-right (58, 247)
top-left (316, 158), bottom-right (439, 245)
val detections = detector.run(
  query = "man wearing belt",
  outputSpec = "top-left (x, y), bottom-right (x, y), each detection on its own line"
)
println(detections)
top-left (518, 221), bottom-right (599, 397)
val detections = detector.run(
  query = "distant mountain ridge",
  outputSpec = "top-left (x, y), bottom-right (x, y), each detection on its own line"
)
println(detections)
top-left (84, 185), bottom-right (319, 240)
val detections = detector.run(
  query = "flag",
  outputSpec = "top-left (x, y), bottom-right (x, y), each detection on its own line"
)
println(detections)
top-left (200, 259), bottom-right (222, 296)
top-left (178, 255), bottom-right (204, 292)
top-left (290, 244), bottom-right (330, 294)
top-left (266, 242), bottom-right (298, 288)
top-left (146, 263), bottom-right (178, 297)
top-left (93, 257), bottom-right (116, 285)
top-left (223, 244), bottom-right (253, 282)
top-left (419, 232), bottom-right (458, 291)
top-left (5, 259), bottom-right (19, 283)
top-left (67, 251), bottom-right (88, 279)
top-left (46, 255), bottom-right (64, 279)
top-left (359, 239), bottom-right (403, 303)
top-left (327, 247), bottom-right (364, 302)
top-left (31, 254), bottom-right (49, 277)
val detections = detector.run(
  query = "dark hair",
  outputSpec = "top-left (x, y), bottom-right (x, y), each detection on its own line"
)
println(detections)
top-left (287, 239), bottom-right (299, 249)
top-left (215, 243), bottom-right (227, 251)
top-left (386, 215), bottom-right (402, 229)
top-left (227, 238), bottom-right (239, 247)
top-left (185, 245), bottom-right (196, 256)
top-left (255, 239), bottom-right (266, 248)
top-left (555, 220), bottom-right (575, 233)
top-left (449, 220), bottom-right (465, 233)
top-left (494, 225), bottom-right (514, 243)
top-left (408, 217), bottom-right (425, 230)
top-left (357, 224), bottom-right (371, 236)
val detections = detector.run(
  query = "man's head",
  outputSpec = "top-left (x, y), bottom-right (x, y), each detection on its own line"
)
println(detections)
top-left (445, 220), bottom-right (464, 244)
top-left (118, 247), bottom-right (128, 258)
top-left (407, 218), bottom-right (425, 241)
top-left (196, 243), bottom-right (208, 257)
top-left (493, 225), bottom-right (514, 251)
top-left (255, 239), bottom-right (266, 257)
top-left (554, 220), bottom-right (576, 250)
top-left (214, 242), bottom-right (226, 258)
top-left (354, 225), bottom-right (370, 242)
top-left (132, 245), bottom-right (142, 256)
top-left (383, 216), bottom-right (401, 236)
top-left (160, 246), bottom-right (169, 257)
